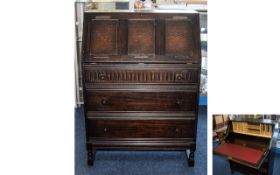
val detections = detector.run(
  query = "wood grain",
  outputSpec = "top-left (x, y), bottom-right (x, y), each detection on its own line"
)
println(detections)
top-left (86, 90), bottom-right (197, 112)
top-left (81, 12), bottom-right (201, 165)
top-left (87, 119), bottom-right (195, 138)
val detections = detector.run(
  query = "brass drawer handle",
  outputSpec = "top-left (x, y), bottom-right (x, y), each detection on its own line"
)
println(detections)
top-left (176, 74), bottom-right (183, 80)
top-left (99, 73), bottom-right (106, 80)
top-left (103, 127), bottom-right (109, 132)
top-left (176, 99), bottom-right (183, 105)
top-left (177, 75), bottom-right (183, 80)
top-left (101, 98), bottom-right (108, 105)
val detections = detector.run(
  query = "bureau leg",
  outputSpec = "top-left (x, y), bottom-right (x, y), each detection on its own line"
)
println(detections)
top-left (229, 161), bottom-right (233, 173)
top-left (86, 143), bottom-right (96, 166)
top-left (186, 149), bottom-right (195, 167)
top-left (87, 149), bottom-right (96, 166)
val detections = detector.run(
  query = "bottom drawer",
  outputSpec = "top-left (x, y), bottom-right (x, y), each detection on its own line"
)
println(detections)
top-left (87, 119), bottom-right (195, 138)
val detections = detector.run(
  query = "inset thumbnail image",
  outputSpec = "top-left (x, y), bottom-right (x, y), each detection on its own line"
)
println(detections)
top-left (212, 114), bottom-right (280, 175)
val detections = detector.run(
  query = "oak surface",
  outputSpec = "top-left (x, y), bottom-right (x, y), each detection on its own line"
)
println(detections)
top-left (82, 11), bottom-right (201, 166)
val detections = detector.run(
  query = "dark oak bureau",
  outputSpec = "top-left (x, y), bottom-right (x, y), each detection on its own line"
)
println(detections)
top-left (214, 119), bottom-right (278, 175)
top-left (81, 10), bottom-right (201, 166)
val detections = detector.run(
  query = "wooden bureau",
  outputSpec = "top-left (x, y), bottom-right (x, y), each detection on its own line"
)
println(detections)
top-left (81, 10), bottom-right (201, 166)
top-left (214, 119), bottom-right (278, 175)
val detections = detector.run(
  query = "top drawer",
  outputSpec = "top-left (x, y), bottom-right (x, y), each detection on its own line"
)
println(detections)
top-left (83, 64), bottom-right (200, 84)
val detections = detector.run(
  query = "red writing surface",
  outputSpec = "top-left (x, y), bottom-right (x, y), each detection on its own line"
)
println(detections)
top-left (214, 143), bottom-right (264, 165)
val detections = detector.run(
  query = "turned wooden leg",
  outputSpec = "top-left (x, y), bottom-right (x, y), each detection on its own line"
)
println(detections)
top-left (87, 150), bottom-right (95, 166)
top-left (229, 161), bottom-right (235, 174)
top-left (87, 144), bottom-right (96, 166)
top-left (186, 149), bottom-right (195, 167)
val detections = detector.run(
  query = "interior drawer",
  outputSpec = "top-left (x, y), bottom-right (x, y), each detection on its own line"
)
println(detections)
top-left (87, 118), bottom-right (195, 138)
top-left (85, 89), bottom-right (197, 112)
top-left (83, 64), bottom-right (200, 84)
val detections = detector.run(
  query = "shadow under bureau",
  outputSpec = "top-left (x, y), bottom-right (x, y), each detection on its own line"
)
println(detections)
top-left (81, 10), bottom-right (201, 166)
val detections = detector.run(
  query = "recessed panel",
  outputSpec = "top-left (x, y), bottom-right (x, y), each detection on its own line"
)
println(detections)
top-left (90, 19), bottom-right (118, 55)
top-left (165, 19), bottom-right (194, 56)
top-left (128, 19), bottom-right (155, 55)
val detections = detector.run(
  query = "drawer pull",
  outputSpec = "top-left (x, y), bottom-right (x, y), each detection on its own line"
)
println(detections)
top-left (101, 98), bottom-right (108, 105)
top-left (99, 74), bottom-right (106, 80)
top-left (176, 99), bottom-right (183, 105)
top-left (103, 127), bottom-right (108, 132)
top-left (176, 74), bottom-right (183, 80)
top-left (175, 128), bottom-right (180, 132)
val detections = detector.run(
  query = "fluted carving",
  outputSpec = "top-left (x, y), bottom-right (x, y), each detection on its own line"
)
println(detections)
top-left (85, 70), bottom-right (198, 83)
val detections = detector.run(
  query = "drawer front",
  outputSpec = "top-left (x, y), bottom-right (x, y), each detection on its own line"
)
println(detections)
top-left (84, 64), bottom-right (199, 84)
top-left (85, 90), bottom-right (197, 112)
top-left (87, 119), bottom-right (195, 138)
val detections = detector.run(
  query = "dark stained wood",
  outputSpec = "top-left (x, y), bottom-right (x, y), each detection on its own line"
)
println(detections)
top-left (87, 119), bottom-right (195, 138)
top-left (81, 11), bottom-right (201, 166)
top-left (128, 19), bottom-right (155, 55)
top-left (86, 90), bottom-right (197, 112)
top-left (82, 12), bottom-right (201, 62)
top-left (165, 18), bottom-right (194, 57)
top-left (89, 19), bottom-right (118, 56)
top-left (83, 55), bottom-right (200, 63)
top-left (84, 64), bottom-right (199, 84)
top-left (117, 19), bottom-right (128, 55)
top-left (88, 138), bottom-right (195, 150)
top-left (155, 19), bottom-right (165, 55)
top-left (86, 111), bottom-right (196, 120)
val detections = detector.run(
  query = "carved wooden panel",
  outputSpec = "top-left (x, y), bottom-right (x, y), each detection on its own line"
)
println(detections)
top-left (84, 69), bottom-right (198, 84)
top-left (165, 19), bottom-right (194, 56)
top-left (86, 90), bottom-right (197, 112)
top-left (128, 19), bottom-right (155, 55)
top-left (89, 19), bottom-right (118, 56)
top-left (87, 119), bottom-right (195, 138)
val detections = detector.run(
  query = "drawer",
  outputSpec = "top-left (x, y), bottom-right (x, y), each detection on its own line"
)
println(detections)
top-left (85, 87), bottom-right (197, 112)
top-left (83, 64), bottom-right (200, 84)
top-left (87, 119), bottom-right (195, 138)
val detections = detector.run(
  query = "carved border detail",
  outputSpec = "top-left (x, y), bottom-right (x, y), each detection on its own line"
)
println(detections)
top-left (85, 70), bottom-right (198, 83)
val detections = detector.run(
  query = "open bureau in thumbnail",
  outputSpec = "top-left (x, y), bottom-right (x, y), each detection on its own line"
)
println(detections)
top-left (81, 10), bottom-right (201, 166)
top-left (214, 119), bottom-right (279, 175)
